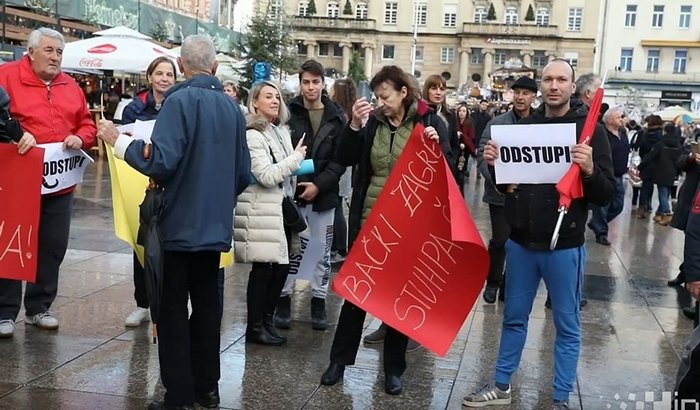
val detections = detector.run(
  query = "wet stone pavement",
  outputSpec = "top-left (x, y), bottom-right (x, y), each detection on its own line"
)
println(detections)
top-left (0, 157), bottom-right (693, 410)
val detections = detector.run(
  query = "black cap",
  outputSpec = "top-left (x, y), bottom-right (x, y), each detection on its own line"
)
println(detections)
top-left (511, 76), bottom-right (538, 93)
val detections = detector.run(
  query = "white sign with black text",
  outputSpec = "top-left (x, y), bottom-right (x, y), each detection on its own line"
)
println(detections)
top-left (491, 123), bottom-right (577, 184)
top-left (40, 143), bottom-right (94, 194)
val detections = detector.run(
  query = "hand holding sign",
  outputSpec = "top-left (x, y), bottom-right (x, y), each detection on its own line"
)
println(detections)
top-left (97, 119), bottom-right (120, 146)
top-left (483, 140), bottom-right (499, 166)
top-left (63, 135), bottom-right (83, 150)
top-left (17, 132), bottom-right (36, 155)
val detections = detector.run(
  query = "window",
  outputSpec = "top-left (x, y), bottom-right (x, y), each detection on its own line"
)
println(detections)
top-left (318, 42), bottom-right (329, 56)
top-left (415, 46), bottom-right (424, 61)
top-left (567, 8), bottom-right (582, 31)
top-left (674, 50), bottom-right (687, 73)
top-left (646, 49), bottom-right (660, 72)
top-left (533, 51), bottom-right (547, 67)
top-left (443, 4), bottom-right (457, 27)
top-left (327, 1), bottom-right (339, 18)
top-left (296, 42), bottom-right (308, 55)
top-left (624, 5), bottom-right (636, 27)
top-left (504, 7), bottom-right (518, 25)
top-left (298, 1), bottom-right (309, 16)
top-left (680, 5), bottom-right (691, 28)
top-left (333, 43), bottom-right (343, 57)
top-left (619, 48), bottom-right (633, 71)
top-left (384, 1), bottom-right (398, 24)
top-left (471, 48), bottom-right (483, 64)
top-left (494, 51), bottom-right (506, 65)
top-left (414, 1), bottom-right (427, 26)
top-left (269, 0), bottom-right (281, 20)
top-left (356, 2), bottom-right (368, 19)
top-left (567, 58), bottom-right (578, 68)
top-left (652, 5), bottom-right (664, 28)
top-left (536, 8), bottom-right (550, 26)
top-left (440, 47), bottom-right (455, 64)
top-left (383, 44), bottom-right (395, 59)
top-left (474, 6), bottom-right (487, 23)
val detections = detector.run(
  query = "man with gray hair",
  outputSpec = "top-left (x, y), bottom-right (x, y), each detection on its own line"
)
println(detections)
top-left (97, 34), bottom-right (251, 410)
top-left (588, 106), bottom-right (630, 245)
top-left (0, 28), bottom-right (96, 338)
top-left (574, 73), bottom-right (601, 108)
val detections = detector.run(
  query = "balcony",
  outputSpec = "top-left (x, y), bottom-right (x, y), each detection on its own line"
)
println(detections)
top-left (607, 70), bottom-right (700, 84)
top-left (291, 16), bottom-right (376, 31)
top-left (461, 22), bottom-right (558, 38)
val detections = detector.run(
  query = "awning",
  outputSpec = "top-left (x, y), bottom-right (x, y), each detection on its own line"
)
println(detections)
top-left (640, 40), bottom-right (700, 48)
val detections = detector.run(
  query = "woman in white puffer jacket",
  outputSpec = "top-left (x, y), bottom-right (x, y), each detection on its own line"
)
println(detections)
top-left (234, 81), bottom-right (306, 346)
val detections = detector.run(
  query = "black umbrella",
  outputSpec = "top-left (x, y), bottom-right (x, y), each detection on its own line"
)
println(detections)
top-left (139, 180), bottom-right (166, 343)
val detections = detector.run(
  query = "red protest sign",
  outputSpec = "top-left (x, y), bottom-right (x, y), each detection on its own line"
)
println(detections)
top-left (332, 124), bottom-right (489, 356)
top-left (0, 144), bottom-right (44, 283)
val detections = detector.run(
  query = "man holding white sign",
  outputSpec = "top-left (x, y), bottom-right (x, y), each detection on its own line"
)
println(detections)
top-left (0, 28), bottom-right (96, 338)
top-left (463, 59), bottom-right (615, 409)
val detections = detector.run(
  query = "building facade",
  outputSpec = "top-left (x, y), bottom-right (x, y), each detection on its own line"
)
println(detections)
top-left (597, 1), bottom-right (700, 114)
top-left (265, 0), bottom-right (600, 90)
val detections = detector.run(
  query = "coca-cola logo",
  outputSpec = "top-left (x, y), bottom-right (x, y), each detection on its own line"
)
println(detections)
top-left (87, 44), bottom-right (117, 54)
top-left (79, 58), bottom-right (103, 68)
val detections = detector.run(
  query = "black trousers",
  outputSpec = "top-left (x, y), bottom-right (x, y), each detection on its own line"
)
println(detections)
top-left (247, 262), bottom-right (289, 326)
top-left (158, 250), bottom-right (221, 406)
top-left (0, 193), bottom-right (73, 320)
top-left (486, 204), bottom-right (510, 288)
top-left (329, 301), bottom-right (409, 376)
top-left (332, 197), bottom-right (348, 254)
top-left (133, 252), bottom-right (149, 308)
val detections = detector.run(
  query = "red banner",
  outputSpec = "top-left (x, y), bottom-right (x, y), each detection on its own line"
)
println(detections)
top-left (332, 125), bottom-right (489, 356)
top-left (0, 144), bottom-right (44, 283)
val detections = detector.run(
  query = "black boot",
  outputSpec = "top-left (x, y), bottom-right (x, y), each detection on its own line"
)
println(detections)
top-left (265, 264), bottom-right (290, 340)
top-left (246, 323), bottom-right (284, 346)
top-left (384, 373), bottom-right (403, 395)
top-left (683, 306), bottom-right (697, 321)
top-left (321, 363), bottom-right (345, 385)
top-left (247, 263), bottom-right (284, 345)
top-left (274, 295), bottom-right (291, 329)
top-left (311, 297), bottom-right (328, 330)
top-left (263, 313), bottom-right (286, 343)
top-left (668, 273), bottom-right (685, 287)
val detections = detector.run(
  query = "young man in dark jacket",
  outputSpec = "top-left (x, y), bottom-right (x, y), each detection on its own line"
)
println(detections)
top-left (463, 59), bottom-right (615, 409)
top-left (275, 60), bottom-right (346, 331)
top-left (476, 76), bottom-right (537, 304)
top-left (98, 35), bottom-right (251, 410)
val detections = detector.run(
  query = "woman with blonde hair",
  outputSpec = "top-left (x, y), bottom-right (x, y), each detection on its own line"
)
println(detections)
top-left (234, 80), bottom-right (306, 346)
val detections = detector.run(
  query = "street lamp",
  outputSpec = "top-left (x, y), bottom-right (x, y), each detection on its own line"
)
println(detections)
top-left (410, 1), bottom-right (418, 76)
top-left (195, 0), bottom-right (200, 34)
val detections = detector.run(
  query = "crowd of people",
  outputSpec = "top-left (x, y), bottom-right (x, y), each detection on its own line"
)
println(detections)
top-left (2, 27), bottom-right (700, 409)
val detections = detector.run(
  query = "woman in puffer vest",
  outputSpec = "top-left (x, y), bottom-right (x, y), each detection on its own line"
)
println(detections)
top-left (319, 65), bottom-right (455, 395)
top-left (233, 81), bottom-right (306, 346)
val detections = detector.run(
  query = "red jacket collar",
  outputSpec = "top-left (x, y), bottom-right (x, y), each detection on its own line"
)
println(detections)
top-left (19, 55), bottom-right (70, 87)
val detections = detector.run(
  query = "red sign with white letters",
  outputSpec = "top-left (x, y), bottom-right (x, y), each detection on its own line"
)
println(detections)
top-left (0, 144), bottom-right (44, 283)
top-left (332, 124), bottom-right (489, 356)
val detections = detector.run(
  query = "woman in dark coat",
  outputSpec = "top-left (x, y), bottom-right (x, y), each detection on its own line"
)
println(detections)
top-left (639, 122), bottom-right (682, 225)
top-left (636, 115), bottom-right (664, 219)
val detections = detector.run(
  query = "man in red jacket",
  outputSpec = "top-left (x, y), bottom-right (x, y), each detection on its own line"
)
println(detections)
top-left (0, 28), bottom-right (96, 338)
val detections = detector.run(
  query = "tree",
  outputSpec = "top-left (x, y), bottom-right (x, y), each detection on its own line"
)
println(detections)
top-left (307, 0), bottom-right (317, 15)
top-left (83, 2), bottom-right (101, 27)
top-left (347, 51), bottom-right (366, 83)
top-left (525, 4), bottom-right (535, 21)
top-left (237, 11), bottom-right (298, 95)
top-left (486, 3), bottom-right (497, 21)
top-left (151, 23), bottom-right (169, 42)
top-left (343, 0), bottom-right (353, 15)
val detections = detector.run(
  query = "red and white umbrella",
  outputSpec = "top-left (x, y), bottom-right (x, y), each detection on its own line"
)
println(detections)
top-left (62, 26), bottom-right (176, 73)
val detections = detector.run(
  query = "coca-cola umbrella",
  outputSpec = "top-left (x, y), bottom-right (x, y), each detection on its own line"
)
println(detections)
top-left (61, 29), bottom-right (177, 74)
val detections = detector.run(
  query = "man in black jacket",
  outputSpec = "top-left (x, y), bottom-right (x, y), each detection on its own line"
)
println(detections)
top-left (275, 60), bottom-right (346, 331)
top-left (463, 59), bottom-right (615, 409)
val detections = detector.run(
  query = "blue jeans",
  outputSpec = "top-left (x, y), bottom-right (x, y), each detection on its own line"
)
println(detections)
top-left (494, 240), bottom-right (586, 402)
top-left (657, 185), bottom-right (672, 214)
top-left (589, 176), bottom-right (625, 236)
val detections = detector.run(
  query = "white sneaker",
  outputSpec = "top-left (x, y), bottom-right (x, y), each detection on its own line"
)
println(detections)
top-left (0, 319), bottom-right (15, 338)
top-left (26, 312), bottom-right (59, 330)
top-left (125, 307), bottom-right (151, 327)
